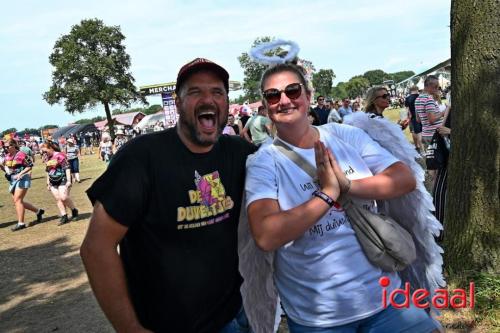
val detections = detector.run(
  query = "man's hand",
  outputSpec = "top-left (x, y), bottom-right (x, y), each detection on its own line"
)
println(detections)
top-left (438, 126), bottom-right (451, 136)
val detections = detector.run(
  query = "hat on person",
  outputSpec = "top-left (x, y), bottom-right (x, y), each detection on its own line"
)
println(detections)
top-left (175, 58), bottom-right (229, 94)
top-left (116, 129), bottom-right (124, 135)
top-left (67, 138), bottom-right (75, 144)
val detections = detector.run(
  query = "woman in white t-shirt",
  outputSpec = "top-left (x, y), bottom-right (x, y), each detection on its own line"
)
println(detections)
top-left (244, 63), bottom-right (441, 333)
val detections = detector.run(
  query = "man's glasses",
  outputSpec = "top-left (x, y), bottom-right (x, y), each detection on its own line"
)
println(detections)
top-left (375, 93), bottom-right (391, 100)
top-left (262, 83), bottom-right (304, 105)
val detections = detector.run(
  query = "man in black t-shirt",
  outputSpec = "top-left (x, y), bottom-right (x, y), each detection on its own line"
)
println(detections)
top-left (81, 58), bottom-right (256, 333)
top-left (405, 85), bottom-right (423, 153)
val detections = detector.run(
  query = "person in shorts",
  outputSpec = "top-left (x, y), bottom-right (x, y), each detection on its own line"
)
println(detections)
top-left (405, 86), bottom-right (423, 153)
top-left (3, 139), bottom-right (44, 231)
top-left (41, 140), bottom-right (79, 225)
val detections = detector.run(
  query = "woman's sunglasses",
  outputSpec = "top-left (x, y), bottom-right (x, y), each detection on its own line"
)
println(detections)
top-left (262, 83), bottom-right (303, 105)
top-left (375, 93), bottom-right (391, 100)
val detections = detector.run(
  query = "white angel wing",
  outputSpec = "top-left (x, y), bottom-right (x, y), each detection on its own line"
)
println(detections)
top-left (343, 112), bottom-right (446, 300)
top-left (238, 198), bottom-right (278, 333)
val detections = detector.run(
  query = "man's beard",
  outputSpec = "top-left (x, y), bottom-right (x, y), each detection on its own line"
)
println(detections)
top-left (178, 104), bottom-right (227, 147)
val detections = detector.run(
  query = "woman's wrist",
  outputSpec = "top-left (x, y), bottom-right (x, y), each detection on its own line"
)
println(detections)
top-left (312, 190), bottom-right (337, 207)
top-left (341, 178), bottom-right (352, 194)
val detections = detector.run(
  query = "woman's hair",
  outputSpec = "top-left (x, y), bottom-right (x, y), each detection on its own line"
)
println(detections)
top-left (432, 91), bottom-right (442, 105)
top-left (364, 86), bottom-right (388, 112)
top-left (7, 139), bottom-right (19, 149)
top-left (260, 63), bottom-right (312, 97)
top-left (41, 140), bottom-right (61, 152)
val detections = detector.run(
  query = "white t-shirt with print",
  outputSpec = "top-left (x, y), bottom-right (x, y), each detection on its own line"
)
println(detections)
top-left (245, 123), bottom-right (401, 327)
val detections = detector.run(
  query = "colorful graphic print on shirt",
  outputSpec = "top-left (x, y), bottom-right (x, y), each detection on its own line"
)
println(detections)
top-left (176, 170), bottom-right (234, 230)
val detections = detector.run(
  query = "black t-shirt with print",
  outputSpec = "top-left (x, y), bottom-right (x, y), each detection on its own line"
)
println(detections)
top-left (87, 127), bottom-right (256, 333)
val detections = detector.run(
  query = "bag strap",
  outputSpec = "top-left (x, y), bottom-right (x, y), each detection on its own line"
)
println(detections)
top-left (273, 139), bottom-right (317, 180)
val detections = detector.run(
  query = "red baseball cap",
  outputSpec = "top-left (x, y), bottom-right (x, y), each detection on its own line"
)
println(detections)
top-left (175, 58), bottom-right (229, 94)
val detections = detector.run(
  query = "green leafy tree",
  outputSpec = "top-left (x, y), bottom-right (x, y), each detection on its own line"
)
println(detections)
top-left (345, 76), bottom-right (371, 98)
top-left (238, 37), bottom-right (276, 103)
top-left (74, 116), bottom-right (106, 124)
top-left (145, 104), bottom-right (163, 115)
top-left (331, 82), bottom-right (348, 100)
top-left (389, 71), bottom-right (415, 83)
top-left (312, 69), bottom-right (335, 97)
top-left (18, 128), bottom-right (40, 137)
top-left (112, 108), bottom-right (127, 115)
top-left (363, 69), bottom-right (388, 86)
top-left (43, 18), bottom-right (146, 140)
top-left (40, 125), bottom-right (58, 130)
top-left (1, 128), bottom-right (17, 137)
top-left (230, 95), bottom-right (247, 105)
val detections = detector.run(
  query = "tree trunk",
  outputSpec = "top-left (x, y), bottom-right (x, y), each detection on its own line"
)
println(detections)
top-left (103, 101), bottom-right (115, 141)
top-left (445, 0), bottom-right (500, 274)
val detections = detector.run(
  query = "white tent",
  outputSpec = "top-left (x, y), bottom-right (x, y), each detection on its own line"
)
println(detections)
top-left (136, 112), bottom-right (167, 130)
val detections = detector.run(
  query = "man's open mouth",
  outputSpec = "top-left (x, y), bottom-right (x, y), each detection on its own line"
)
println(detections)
top-left (197, 111), bottom-right (217, 130)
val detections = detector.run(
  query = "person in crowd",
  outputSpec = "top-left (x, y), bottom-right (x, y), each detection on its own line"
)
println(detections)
top-left (3, 139), bottom-right (44, 231)
top-left (223, 114), bottom-right (238, 135)
top-left (245, 63), bottom-right (441, 333)
top-left (228, 114), bottom-right (242, 135)
top-left (65, 138), bottom-right (81, 183)
top-left (338, 98), bottom-right (353, 119)
top-left (98, 133), bottom-right (114, 163)
top-left (307, 108), bottom-right (320, 125)
top-left (241, 105), bottom-right (272, 147)
top-left (58, 136), bottom-right (67, 152)
top-left (326, 99), bottom-right (342, 123)
top-left (433, 106), bottom-right (451, 241)
top-left (80, 58), bottom-right (257, 333)
top-left (41, 140), bottom-right (79, 225)
top-left (415, 75), bottom-right (444, 147)
top-left (363, 86), bottom-right (391, 118)
top-left (83, 132), bottom-right (93, 155)
top-left (405, 86), bottom-right (423, 154)
top-left (113, 130), bottom-right (128, 152)
top-left (352, 101), bottom-right (362, 112)
top-left (239, 105), bottom-right (252, 128)
top-left (18, 140), bottom-right (34, 164)
top-left (30, 138), bottom-right (40, 161)
top-left (313, 95), bottom-right (329, 125)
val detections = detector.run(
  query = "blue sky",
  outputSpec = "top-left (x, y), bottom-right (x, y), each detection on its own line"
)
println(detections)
top-left (1, 0), bottom-right (451, 131)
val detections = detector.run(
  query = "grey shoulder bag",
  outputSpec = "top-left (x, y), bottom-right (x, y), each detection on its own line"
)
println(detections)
top-left (273, 139), bottom-right (416, 272)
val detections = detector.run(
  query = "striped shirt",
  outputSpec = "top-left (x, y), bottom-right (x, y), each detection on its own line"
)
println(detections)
top-left (415, 93), bottom-right (443, 138)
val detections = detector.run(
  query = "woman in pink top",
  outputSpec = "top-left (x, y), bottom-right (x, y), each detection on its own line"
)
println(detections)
top-left (3, 139), bottom-right (44, 231)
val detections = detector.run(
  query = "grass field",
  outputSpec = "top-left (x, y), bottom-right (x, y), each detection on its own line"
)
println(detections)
top-left (0, 111), bottom-right (495, 332)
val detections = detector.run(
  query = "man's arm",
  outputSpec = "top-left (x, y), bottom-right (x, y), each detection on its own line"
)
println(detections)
top-left (240, 122), bottom-right (252, 143)
top-left (80, 201), bottom-right (151, 333)
top-left (426, 99), bottom-right (444, 124)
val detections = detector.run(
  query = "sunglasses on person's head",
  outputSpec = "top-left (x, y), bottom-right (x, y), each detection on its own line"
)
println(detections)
top-left (375, 93), bottom-right (391, 100)
top-left (262, 83), bottom-right (304, 105)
